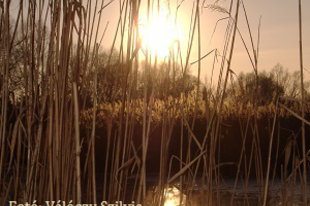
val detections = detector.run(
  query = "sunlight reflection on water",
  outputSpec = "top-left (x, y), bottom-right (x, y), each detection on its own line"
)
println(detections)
top-left (143, 176), bottom-right (310, 206)
top-left (147, 183), bottom-right (308, 206)
top-left (163, 186), bottom-right (186, 206)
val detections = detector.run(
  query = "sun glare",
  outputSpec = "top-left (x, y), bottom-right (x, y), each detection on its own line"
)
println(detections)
top-left (139, 11), bottom-right (179, 58)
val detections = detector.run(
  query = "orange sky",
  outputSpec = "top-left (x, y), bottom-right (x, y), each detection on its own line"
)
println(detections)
top-left (98, 0), bottom-right (310, 83)
top-left (8, 0), bottom-right (310, 84)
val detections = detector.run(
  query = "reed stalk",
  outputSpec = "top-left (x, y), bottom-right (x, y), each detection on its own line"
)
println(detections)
top-left (298, 0), bottom-right (307, 205)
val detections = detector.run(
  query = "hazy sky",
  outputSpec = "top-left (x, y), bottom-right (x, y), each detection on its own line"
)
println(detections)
top-left (98, 0), bottom-right (310, 83)
top-left (9, 0), bottom-right (310, 83)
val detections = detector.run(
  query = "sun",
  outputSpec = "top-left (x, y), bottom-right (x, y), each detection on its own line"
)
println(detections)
top-left (139, 11), bottom-right (179, 58)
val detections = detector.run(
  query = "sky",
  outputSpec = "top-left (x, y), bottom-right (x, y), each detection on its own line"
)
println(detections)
top-left (8, 0), bottom-right (310, 84)
top-left (97, 0), bottom-right (310, 83)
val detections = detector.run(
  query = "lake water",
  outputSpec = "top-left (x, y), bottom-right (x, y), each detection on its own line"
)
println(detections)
top-left (144, 178), bottom-right (310, 206)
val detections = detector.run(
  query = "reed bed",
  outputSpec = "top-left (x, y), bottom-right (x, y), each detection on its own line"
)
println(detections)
top-left (0, 0), bottom-right (309, 205)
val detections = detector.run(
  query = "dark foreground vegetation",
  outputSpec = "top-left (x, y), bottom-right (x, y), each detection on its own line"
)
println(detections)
top-left (0, 0), bottom-right (309, 206)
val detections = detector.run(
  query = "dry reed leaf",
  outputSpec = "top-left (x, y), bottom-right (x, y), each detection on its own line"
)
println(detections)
top-left (168, 150), bottom-right (207, 184)
top-left (130, 142), bottom-right (141, 175)
top-left (295, 157), bottom-right (301, 169)
top-left (280, 103), bottom-right (310, 126)
top-left (8, 117), bottom-right (20, 169)
top-left (117, 157), bottom-right (135, 172)
top-left (191, 49), bottom-right (215, 65)
top-left (284, 140), bottom-right (293, 171)
top-left (205, 4), bottom-right (229, 14)
top-left (98, 0), bottom-right (115, 14)
top-left (184, 119), bottom-right (203, 151)
top-left (72, 21), bottom-right (79, 33)
top-left (214, 162), bottom-right (235, 169)
top-left (71, 1), bottom-right (86, 14)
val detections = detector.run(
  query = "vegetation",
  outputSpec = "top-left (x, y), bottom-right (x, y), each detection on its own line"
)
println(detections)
top-left (80, 62), bottom-right (310, 126)
top-left (0, 1), bottom-right (309, 206)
